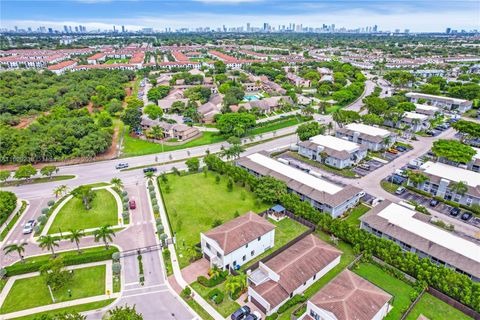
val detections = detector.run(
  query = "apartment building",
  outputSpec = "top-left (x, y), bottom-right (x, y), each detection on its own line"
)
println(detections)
top-left (236, 153), bottom-right (364, 217)
top-left (298, 135), bottom-right (367, 169)
top-left (360, 201), bottom-right (480, 281)
top-left (406, 92), bottom-right (472, 113)
top-left (335, 123), bottom-right (395, 152)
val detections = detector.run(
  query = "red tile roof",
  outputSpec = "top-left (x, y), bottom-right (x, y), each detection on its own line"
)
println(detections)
top-left (47, 60), bottom-right (77, 71)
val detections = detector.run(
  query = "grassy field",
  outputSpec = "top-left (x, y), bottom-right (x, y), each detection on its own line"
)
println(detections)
top-left (0, 265), bottom-right (106, 314)
top-left (183, 297), bottom-right (215, 320)
top-left (406, 293), bottom-right (473, 320)
top-left (11, 299), bottom-right (115, 320)
top-left (277, 230), bottom-right (357, 320)
top-left (48, 189), bottom-right (118, 233)
top-left (240, 217), bottom-right (308, 271)
top-left (0, 175), bottom-right (75, 187)
top-left (105, 58), bottom-right (129, 64)
top-left (353, 262), bottom-right (416, 320)
top-left (159, 172), bottom-right (269, 268)
top-left (381, 180), bottom-right (401, 194)
top-left (122, 131), bottom-right (225, 157)
top-left (190, 281), bottom-right (240, 317)
top-left (248, 117), bottom-right (305, 136)
top-left (344, 204), bottom-right (370, 226)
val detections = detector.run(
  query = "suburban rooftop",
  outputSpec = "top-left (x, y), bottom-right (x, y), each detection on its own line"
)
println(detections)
top-left (420, 161), bottom-right (480, 188)
top-left (344, 123), bottom-right (391, 138)
top-left (309, 135), bottom-right (360, 153)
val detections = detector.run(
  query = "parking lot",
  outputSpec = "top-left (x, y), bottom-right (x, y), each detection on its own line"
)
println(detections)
top-left (353, 146), bottom-right (411, 177)
top-left (391, 183), bottom-right (480, 228)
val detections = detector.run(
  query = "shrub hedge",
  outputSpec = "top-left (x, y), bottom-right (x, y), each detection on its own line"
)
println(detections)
top-left (197, 271), bottom-right (228, 287)
top-left (208, 288), bottom-right (224, 304)
top-left (5, 247), bottom-right (118, 276)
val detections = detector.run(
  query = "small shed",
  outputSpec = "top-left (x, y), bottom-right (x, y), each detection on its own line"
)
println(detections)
top-left (268, 204), bottom-right (286, 221)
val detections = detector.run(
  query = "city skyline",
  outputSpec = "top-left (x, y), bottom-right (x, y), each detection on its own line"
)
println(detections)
top-left (1, 0), bottom-right (479, 33)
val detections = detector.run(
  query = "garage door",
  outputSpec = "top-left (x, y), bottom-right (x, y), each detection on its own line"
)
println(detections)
top-left (250, 296), bottom-right (267, 314)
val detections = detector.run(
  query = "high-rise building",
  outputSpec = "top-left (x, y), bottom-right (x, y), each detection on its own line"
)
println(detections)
top-left (122, 25), bottom-right (125, 33)
top-left (263, 22), bottom-right (268, 31)
top-left (446, 27), bottom-right (451, 34)
top-left (63, 25), bottom-right (68, 33)
top-left (373, 25), bottom-right (378, 32)
top-left (246, 23), bottom-right (250, 32)
top-left (48, 28), bottom-right (53, 33)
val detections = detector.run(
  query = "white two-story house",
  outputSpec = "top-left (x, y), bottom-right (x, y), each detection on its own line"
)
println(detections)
top-left (299, 270), bottom-right (392, 320)
top-left (200, 212), bottom-right (276, 271)
top-left (247, 234), bottom-right (342, 315)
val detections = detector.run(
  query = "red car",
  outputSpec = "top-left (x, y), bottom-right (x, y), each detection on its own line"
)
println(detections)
top-left (129, 200), bottom-right (136, 210)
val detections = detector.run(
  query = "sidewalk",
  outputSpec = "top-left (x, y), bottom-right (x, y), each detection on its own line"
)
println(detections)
top-left (152, 178), bottom-right (226, 320)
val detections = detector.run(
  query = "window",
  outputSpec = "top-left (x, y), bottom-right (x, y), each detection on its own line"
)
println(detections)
top-left (206, 243), bottom-right (210, 250)
top-left (251, 250), bottom-right (255, 256)
top-left (245, 243), bottom-right (249, 248)
top-left (313, 274), bottom-right (316, 280)
top-left (233, 261), bottom-right (237, 266)
top-left (216, 252), bottom-right (222, 259)
top-left (258, 236), bottom-right (261, 241)
top-left (290, 293), bottom-right (293, 298)
top-left (242, 255), bottom-right (246, 261)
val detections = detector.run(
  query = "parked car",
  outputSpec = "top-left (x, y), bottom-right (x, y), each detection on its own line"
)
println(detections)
top-left (129, 200), bottom-right (136, 210)
top-left (143, 167), bottom-right (157, 173)
top-left (429, 199), bottom-right (439, 207)
top-left (461, 212), bottom-right (473, 221)
top-left (358, 163), bottom-right (371, 170)
top-left (395, 145), bottom-right (407, 152)
top-left (434, 126), bottom-right (445, 131)
top-left (450, 207), bottom-right (461, 217)
top-left (244, 311), bottom-right (262, 320)
top-left (23, 220), bottom-right (36, 234)
top-left (231, 306), bottom-right (251, 320)
top-left (425, 130), bottom-right (435, 136)
top-left (387, 148), bottom-right (399, 154)
top-left (395, 186), bottom-right (406, 195)
top-left (115, 163), bottom-right (129, 169)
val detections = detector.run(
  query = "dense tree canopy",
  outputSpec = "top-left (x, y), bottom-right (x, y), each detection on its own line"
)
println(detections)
top-left (0, 191), bottom-right (17, 225)
top-left (0, 69), bottom-right (134, 116)
top-left (296, 122), bottom-right (326, 141)
top-left (432, 139), bottom-right (476, 164)
top-left (216, 113), bottom-right (256, 137)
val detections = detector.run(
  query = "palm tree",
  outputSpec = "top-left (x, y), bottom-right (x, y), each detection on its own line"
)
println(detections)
top-left (144, 171), bottom-right (155, 182)
top-left (3, 243), bottom-right (28, 263)
top-left (94, 225), bottom-right (116, 250)
top-left (406, 171), bottom-right (428, 188)
top-left (225, 274), bottom-right (247, 298)
top-left (38, 235), bottom-right (59, 257)
top-left (110, 178), bottom-right (124, 190)
top-left (53, 185), bottom-right (68, 198)
top-left (68, 229), bottom-right (85, 253)
top-left (150, 125), bottom-right (164, 140)
top-left (450, 181), bottom-right (468, 197)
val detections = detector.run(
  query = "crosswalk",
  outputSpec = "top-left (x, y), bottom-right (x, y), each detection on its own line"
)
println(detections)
top-left (3, 237), bottom-right (31, 245)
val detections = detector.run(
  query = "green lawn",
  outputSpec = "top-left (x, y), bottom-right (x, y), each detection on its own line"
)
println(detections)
top-left (10, 299), bottom-right (115, 320)
top-left (344, 204), bottom-right (370, 226)
top-left (48, 189), bottom-right (118, 233)
top-left (353, 262), bottom-right (416, 320)
top-left (406, 293), bottom-right (473, 320)
top-left (248, 117), bottom-right (305, 136)
top-left (190, 281), bottom-right (241, 317)
top-left (159, 172), bottom-right (269, 268)
top-left (0, 265), bottom-right (106, 314)
top-left (122, 131), bottom-right (225, 157)
top-left (105, 58), bottom-right (129, 64)
top-left (381, 180), bottom-right (401, 194)
top-left (240, 217), bottom-right (308, 271)
top-left (183, 297), bottom-right (215, 320)
top-left (0, 175), bottom-right (75, 187)
top-left (277, 230), bottom-right (357, 320)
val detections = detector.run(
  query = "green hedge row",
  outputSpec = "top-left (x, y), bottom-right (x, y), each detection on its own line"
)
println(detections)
top-left (0, 191), bottom-right (17, 226)
top-left (197, 270), bottom-right (228, 287)
top-left (5, 247), bottom-right (118, 276)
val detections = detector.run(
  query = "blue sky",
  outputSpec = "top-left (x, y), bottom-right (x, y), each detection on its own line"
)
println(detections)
top-left (1, 0), bottom-right (479, 32)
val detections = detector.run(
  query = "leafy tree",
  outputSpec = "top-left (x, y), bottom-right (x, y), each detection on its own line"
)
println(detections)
top-left (225, 273), bottom-right (247, 298)
top-left (3, 242), bottom-right (27, 263)
top-left (96, 112), bottom-right (113, 128)
top-left (216, 113), bottom-right (256, 137)
top-left (362, 114), bottom-right (383, 125)
top-left (396, 102), bottom-right (416, 112)
top-left (67, 229), bottom-right (85, 253)
top-left (147, 85), bottom-right (171, 101)
top-left (420, 84), bottom-right (441, 95)
top-left (296, 122), bottom-right (326, 141)
top-left (53, 185), bottom-right (68, 198)
top-left (106, 99), bottom-right (123, 115)
top-left (121, 107), bottom-right (142, 132)
top-left (14, 164), bottom-right (37, 181)
top-left (38, 235), bottom-right (60, 257)
top-left (146, 125), bottom-right (164, 140)
top-left (221, 144), bottom-right (245, 160)
top-left (363, 96), bottom-right (388, 115)
top-left (452, 120), bottom-right (480, 138)
top-left (40, 258), bottom-right (72, 291)
top-left (432, 139), bottom-right (476, 163)
top-left (144, 104), bottom-right (163, 120)
top-left (333, 110), bottom-right (361, 127)
top-left (71, 185), bottom-right (96, 210)
top-left (125, 96), bottom-right (144, 109)
top-left (170, 101), bottom-right (186, 114)
top-left (214, 61), bottom-right (227, 74)
top-left (105, 305), bottom-right (143, 320)
top-left (40, 165), bottom-right (58, 179)
top-left (185, 157), bottom-right (200, 172)
top-left (254, 176), bottom-right (287, 203)
top-left (406, 171), bottom-right (428, 187)
top-left (93, 225), bottom-right (116, 250)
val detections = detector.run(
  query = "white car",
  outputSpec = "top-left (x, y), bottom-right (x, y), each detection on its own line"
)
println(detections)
top-left (23, 220), bottom-right (36, 234)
